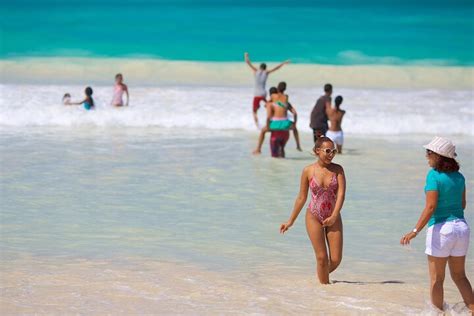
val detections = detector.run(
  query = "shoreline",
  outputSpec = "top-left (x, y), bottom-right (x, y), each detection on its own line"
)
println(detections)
top-left (1, 57), bottom-right (473, 89)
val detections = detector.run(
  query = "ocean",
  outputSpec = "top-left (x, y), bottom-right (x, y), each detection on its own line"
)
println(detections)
top-left (1, 0), bottom-right (474, 314)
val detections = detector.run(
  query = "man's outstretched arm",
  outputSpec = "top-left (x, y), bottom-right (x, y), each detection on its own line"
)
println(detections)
top-left (244, 52), bottom-right (257, 72)
top-left (267, 59), bottom-right (290, 74)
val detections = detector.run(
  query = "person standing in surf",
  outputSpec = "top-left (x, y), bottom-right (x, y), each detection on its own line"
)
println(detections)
top-left (326, 95), bottom-right (346, 154)
top-left (112, 73), bottom-right (129, 107)
top-left (244, 52), bottom-right (290, 127)
top-left (280, 137), bottom-right (346, 284)
top-left (252, 84), bottom-right (301, 154)
top-left (401, 137), bottom-right (473, 313)
top-left (310, 84), bottom-right (332, 142)
top-left (66, 87), bottom-right (95, 111)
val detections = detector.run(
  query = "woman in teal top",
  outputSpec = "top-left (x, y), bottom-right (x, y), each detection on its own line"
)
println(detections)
top-left (401, 137), bottom-right (473, 313)
top-left (66, 87), bottom-right (95, 111)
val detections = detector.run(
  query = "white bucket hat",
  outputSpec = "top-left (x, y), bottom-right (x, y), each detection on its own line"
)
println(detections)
top-left (423, 136), bottom-right (457, 159)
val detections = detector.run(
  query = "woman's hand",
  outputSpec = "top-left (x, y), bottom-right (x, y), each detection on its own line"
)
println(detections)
top-left (280, 221), bottom-right (293, 234)
top-left (400, 232), bottom-right (417, 245)
top-left (322, 215), bottom-right (337, 227)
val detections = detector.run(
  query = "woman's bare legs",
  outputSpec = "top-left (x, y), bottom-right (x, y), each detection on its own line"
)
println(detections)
top-left (326, 215), bottom-right (343, 273)
top-left (428, 255), bottom-right (448, 311)
top-left (448, 256), bottom-right (474, 312)
top-left (306, 211), bottom-right (329, 283)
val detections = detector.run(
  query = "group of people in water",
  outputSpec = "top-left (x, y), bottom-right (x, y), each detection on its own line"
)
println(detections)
top-left (53, 55), bottom-right (472, 313)
top-left (246, 56), bottom-right (472, 312)
top-left (245, 53), bottom-right (345, 157)
top-left (245, 54), bottom-right (472, 313)
top-left (62, 73), bottom-right (129, 110)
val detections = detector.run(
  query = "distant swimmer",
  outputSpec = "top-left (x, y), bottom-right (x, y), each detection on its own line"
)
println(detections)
top-left (280, 137), bottom-right (346, 284)
top-left (310, 83), bottom-right (332, 142)
top-left (112, 73), bottom-right (129, 107)
top-left (253, 87), bottom-right (297, 155)
top-left (326, 96), bottom-right (346, 154)
top-left (66, 87), bottom-right (95, 110)
top-left (244, 52), bottom-right (290, 127)
top-left (62, 93), bottom-right (71, 105)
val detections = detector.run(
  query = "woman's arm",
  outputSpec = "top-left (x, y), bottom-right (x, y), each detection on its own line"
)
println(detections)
top-left (244, 52), bottom-right (257, 72)
top-left (265, 102), bottom-right (273, 129)
top-left (400, 191), bottom-right (438, 245)
top-left (67, 98), bottom-right (86, 105)
top-left (280, 167), bottom-right (310, 233)
top-left (267, 59), bottom-right (290, 74)
top-left (322, 167), bottom-right (346, 227)
top-left (124, 84), bottom-right (129, 106)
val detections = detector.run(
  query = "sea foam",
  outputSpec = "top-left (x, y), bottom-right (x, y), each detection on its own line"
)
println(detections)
top-left (0, 84), bottom-right (472, 136)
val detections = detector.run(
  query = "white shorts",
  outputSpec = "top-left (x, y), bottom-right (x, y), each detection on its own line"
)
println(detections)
top-left (326, 130), bottom-right (344, 146)
top-left (425, 220), bottom-right (470, 257)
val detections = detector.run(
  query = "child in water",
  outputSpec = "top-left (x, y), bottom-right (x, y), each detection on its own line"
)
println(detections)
top-left (62, 93), bottom-right (71, 105)
top-left (280, 137), bottom-right (346, 284)
top-left (112, 73), bottom-right (129, 107)
top-left (66, 87), bottom-right (95, 110)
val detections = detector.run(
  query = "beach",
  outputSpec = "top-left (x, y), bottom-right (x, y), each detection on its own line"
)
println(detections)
top-left (1, 126), bottom-right (473, 314)
top-left (2, 0), bottom-right (474, 314)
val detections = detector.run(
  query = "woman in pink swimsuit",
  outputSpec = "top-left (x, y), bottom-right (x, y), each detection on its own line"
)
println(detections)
top-left (280, 136), bottom-right (346, 284)
top-left (112, 73), bottom-right (129, 107)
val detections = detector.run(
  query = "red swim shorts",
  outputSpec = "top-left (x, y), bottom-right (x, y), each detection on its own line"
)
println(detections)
top-left (253, 96), bottom-right (266, 112)
top-left (270, 130), bottom-right (290, 158)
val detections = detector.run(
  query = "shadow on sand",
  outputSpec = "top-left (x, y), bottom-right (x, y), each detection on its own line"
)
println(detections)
top-left (332, 280), bottom-right (405, 285)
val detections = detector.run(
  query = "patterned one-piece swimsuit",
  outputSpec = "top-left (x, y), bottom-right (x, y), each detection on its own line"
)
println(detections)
top-left (308, 167), bottom-right (338, 224)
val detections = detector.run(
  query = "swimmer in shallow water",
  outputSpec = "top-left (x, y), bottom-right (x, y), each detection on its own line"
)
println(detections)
top-left (280, 137), bottom-right (346, 284)
top-left (112, 73), bottom-right (129, 107)
top-left (66, 87), bottom-right (95, 111)
top-left (62, 93), bottom-right (71, 105)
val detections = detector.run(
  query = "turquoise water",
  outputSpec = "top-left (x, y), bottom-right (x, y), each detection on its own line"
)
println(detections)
top-left (1, 0), bottom-right (473, 65)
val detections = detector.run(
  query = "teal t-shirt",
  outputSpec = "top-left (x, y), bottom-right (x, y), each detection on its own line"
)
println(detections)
top-left (425, 169), bottom-right (465, 227)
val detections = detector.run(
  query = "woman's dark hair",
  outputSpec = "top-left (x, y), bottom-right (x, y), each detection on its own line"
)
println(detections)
top-left (433, 155), bottom-right (460, 172)
top-left (269, 87), bottom-right (278, 95)
top-left (335, 95), bottom-right (343, 110)
top-left (277, 81), bottom-right (286, 93)
top-left (85, 87), bottom-right (94, 106)
top-left (85, 87), bottom-right (93, 96)
top-left (115, 73), bottom-right (123, 79)
top-left (313, 136), bottom-right (334, 153)
top-left (260, 63), bottom-right (267, 70)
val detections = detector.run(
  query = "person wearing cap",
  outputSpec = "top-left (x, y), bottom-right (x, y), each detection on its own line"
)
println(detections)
top-left (400, 137), bottom-right (473, 313)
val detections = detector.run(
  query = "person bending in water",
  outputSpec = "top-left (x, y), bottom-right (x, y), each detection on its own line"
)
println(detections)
top-left (326, 96), bottom-right (346, 154)
top-left (244, 52), bottom-right (290, 127)
top-left (280, 137), bottom-right (346, 284)
top-left (62, 93), bottom-right (71, 105)
top-left (252, 87), bottom-right (298, 155)
top-left (112, 73), bottom-right (129, 107)
top-left (67, 87), bottom-right (95, 110)
top-left (276, 81), bottom-right (302, 151)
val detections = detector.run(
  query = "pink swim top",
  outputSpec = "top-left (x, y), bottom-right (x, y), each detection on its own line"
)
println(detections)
top-left (112, 84), bottom-right (125, 105)
top-left (308, 166), bottom-right (338, 224)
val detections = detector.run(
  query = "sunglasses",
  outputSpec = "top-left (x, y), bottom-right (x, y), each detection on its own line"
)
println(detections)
top-left (322, 148), bottom-right (338, 155)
